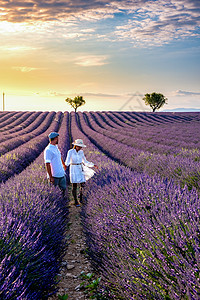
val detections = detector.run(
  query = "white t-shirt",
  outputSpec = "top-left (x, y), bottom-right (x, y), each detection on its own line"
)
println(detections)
top-left (44, 144), bottom-right (65, 178)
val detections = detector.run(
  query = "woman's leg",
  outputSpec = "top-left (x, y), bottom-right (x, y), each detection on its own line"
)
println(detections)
top-left (72, 183), bottom-right (79, 205)
top-left (79, 182), bottom-right (85, 203)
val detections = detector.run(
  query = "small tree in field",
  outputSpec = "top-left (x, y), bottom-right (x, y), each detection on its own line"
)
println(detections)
top-left (65, 95), bottom-right (86, 113)
top-left (143, 92), bottom-right (167, 112)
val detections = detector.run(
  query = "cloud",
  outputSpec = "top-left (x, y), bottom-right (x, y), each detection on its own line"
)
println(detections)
top-left (0, 0), bottom-right (199, 47)
top-left (80, 92), bottom-right (121, 98)
top-left (74, 7), bottom-right (116, 21)
top-left (12, 66), bottom-right (39, 72)
top-left (34, 91), bottom-right (122, 98)
top-left (171, 90), bottom-right (200, 96)
top-left (0, 0), bottom-right (117, 22)
top-left (34, 90), bottom-right (67, 97)
top-left (113, 0), bottom-right (200, 46)
top-left (74, 55), bottom-right (109, 66)
top-left (0, 45), bottom-right (37, 52)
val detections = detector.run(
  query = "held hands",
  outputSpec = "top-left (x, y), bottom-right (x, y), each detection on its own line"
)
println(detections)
top-left (61, 158), bottom-right (67, 171)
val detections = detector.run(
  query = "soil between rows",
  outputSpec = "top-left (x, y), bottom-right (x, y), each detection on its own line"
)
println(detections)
top-left (49, 187), bottom-right (93, 300)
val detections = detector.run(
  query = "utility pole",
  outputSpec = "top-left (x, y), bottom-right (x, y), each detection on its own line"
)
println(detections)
top-left (3, 92), bottom-right (5, 111)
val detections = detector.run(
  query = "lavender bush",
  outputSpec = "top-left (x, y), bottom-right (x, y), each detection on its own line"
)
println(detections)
top-left (82, 156), bottom-right (200, 300)
top-left (0, 112), bottom-right (70, 299)
top-left (70, 111), bottom-right (200, 299)
top-left (0, 162), bottom-right (68, 299)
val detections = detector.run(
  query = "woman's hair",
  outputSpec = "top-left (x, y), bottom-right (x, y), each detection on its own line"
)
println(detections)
top-left (73, 145), bottom-right (82, 150)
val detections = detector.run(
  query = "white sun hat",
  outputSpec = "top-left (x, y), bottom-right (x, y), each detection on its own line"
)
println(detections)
top-left (72, 139), bottom-right (86, 147)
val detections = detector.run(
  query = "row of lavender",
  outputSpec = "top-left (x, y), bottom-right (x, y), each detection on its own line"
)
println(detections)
top-left (0, 112), bottom-right (62, 183)
top-left (116, 112), bottom-right (200, 147)
top-left (1, 111), bottom-right (198, 154)
top-left (0, 111), bottom-right (37, 133)
top-left (0, 112), bottom-right (70, 299)
top-left (88, 112), bottom-right (200, 151)
top-left (76, 112), bottom-right (200, 190)
top-left (84, 112), bottom-right (181, 155)
top-left (91, 111), bottom-right (200, 129)
top-left (0, 112), bottom-right (47, 141)
top-left (70, 112), bottom-right (200, 299)
top-left (108, 111), bottom-right (200, 127)
top-left (0, 112), bottom-right (52, 152)
top-left (0, 112), bottom-right (26, 128)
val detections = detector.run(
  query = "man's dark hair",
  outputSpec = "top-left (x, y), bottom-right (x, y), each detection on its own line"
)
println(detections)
top-left (49, 136), bottom-right (57, 142)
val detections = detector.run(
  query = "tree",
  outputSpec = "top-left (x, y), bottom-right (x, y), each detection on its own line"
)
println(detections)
top-left (143, 92), bottom-right (167, 112)
top-left (65, 95), bottom-right (86, 113)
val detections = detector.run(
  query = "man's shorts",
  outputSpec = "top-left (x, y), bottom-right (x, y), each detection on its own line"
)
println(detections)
top-left (53, 176), bottom-right (67, 191)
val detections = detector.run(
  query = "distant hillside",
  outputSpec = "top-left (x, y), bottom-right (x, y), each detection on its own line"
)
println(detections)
top-left (163, 108), bottom-right (200, 112)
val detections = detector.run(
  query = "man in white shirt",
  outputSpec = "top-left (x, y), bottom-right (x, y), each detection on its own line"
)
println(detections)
top-left (44, 132), bottom-right (67, 197)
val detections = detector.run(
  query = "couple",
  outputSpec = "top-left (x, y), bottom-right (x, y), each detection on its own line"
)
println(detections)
top-left (44, 132), bottom-right (98, 207)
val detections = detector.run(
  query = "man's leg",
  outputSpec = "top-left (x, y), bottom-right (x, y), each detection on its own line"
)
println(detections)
top-left (52, 177), bottom-right (66, 198)
top-left (53, 177), bottom-right (59, 187)
top-left (59, 176), bottom-right (67, 198)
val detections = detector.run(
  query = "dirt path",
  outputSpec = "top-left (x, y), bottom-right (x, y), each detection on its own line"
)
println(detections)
top-left (49, 187), bottom-right (92, 300)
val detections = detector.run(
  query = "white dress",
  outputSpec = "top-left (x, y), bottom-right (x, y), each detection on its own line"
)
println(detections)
top-left (65, 149), bottom-right (95, 183)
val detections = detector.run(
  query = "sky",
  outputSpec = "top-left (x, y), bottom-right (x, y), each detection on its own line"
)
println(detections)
top-left (0, 0), bottom-right (200, 112)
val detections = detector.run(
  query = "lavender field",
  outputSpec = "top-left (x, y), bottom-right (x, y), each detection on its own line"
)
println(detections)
top-left (0, 111), bottom-right (200, 299)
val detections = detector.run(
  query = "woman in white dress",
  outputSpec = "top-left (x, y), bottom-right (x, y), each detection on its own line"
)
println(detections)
top-left (65, 139), bottom-right (98, 206)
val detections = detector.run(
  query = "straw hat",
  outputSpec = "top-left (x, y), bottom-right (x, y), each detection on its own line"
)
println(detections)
top-left (72, 139), bottom-right (86, 147)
